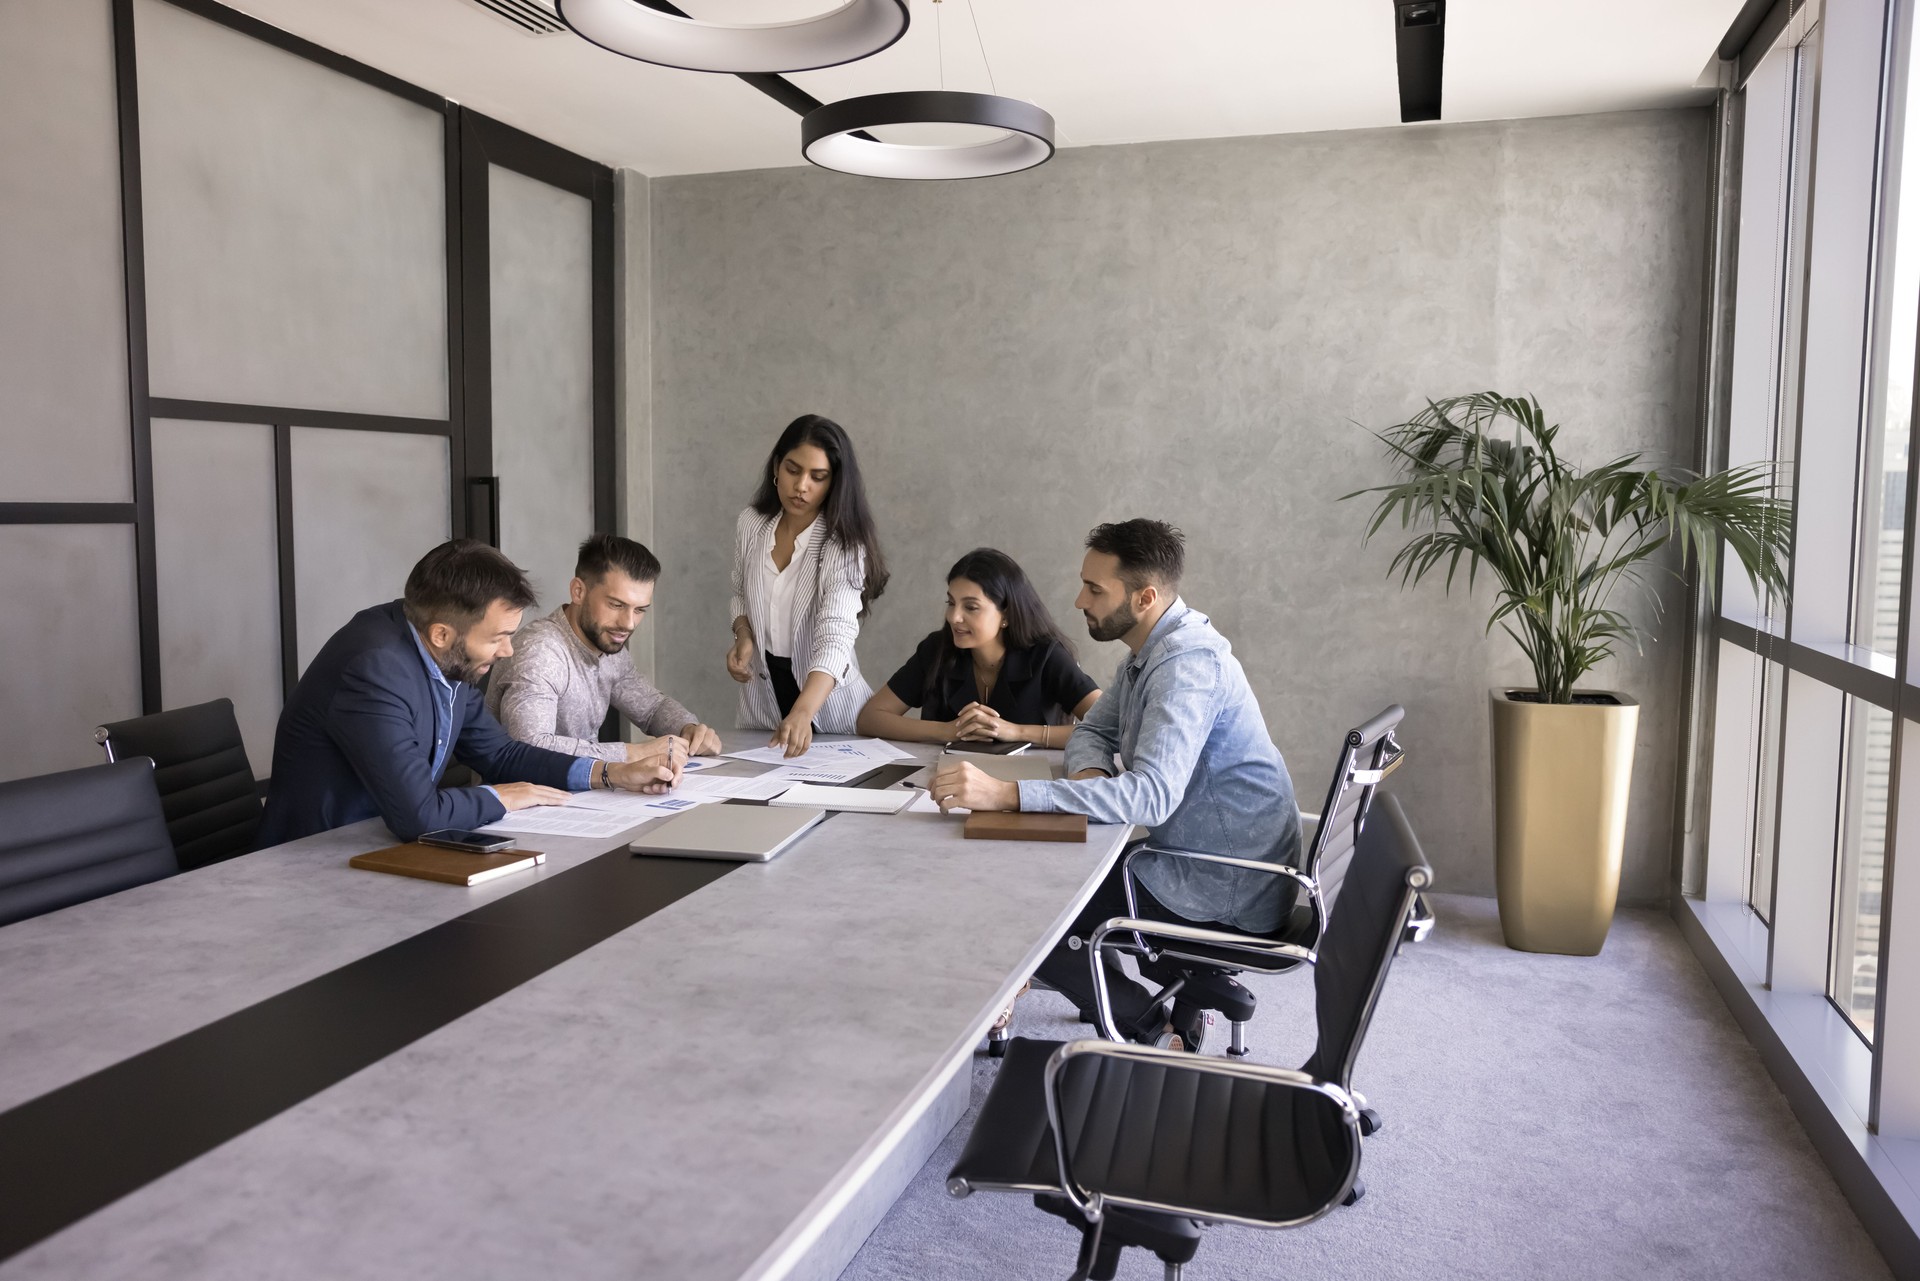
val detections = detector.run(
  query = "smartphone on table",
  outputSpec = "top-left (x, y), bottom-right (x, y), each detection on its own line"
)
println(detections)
top-left (417, 829), bottom-right (518, 854)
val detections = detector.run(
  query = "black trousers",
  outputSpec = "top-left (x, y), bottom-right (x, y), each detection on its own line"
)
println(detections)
top-left (1033, 856), bottom-right (1237, 1037)
top-left (765, 654), bottom-right (803, 720)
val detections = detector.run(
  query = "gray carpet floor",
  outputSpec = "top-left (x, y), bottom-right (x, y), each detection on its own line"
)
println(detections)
top-left (840, 893), bottom-right (1890, 1281)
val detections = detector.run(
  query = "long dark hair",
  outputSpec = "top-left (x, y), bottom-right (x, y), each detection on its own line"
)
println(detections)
top-left (925, 548), bottom-right (1076, 697)
top-left (751, 414), bottom-right (889, 617)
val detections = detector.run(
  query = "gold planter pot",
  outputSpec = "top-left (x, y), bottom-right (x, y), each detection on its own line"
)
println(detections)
top-left (1490, 689), bottom-right (1639, 955)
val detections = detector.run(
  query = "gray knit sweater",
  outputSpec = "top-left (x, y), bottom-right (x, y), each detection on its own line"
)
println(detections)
top-left (485, 606), bottom-right (698, 762)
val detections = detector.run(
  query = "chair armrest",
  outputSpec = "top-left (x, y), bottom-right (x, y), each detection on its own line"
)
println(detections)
top-left (1086, 916), bottom-right (1316, 1043)
top-left (1124, 844), bottom-right (1312, 880)
top-left (1040, 1039), bottom-right (1361, 1225)
top-left (1120, 845), bottom-right (1327, 959)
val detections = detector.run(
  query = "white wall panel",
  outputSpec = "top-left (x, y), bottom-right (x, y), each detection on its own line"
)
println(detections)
top-left (0, 525), bottom-right (143, 782)
top-left (0, 0), bottom-right (131, 502)
top-left (134, 0), bottom-right (446, 418)
top-left (152, 419), bottom-right (282, 773)
top-left (289, 428), bottom-right (449, 673)
top-left (490, 165), bottom-right (595, 615)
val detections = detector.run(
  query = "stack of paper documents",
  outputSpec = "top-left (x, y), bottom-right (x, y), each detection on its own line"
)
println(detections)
top-left (478, 739), bottom-right (928, 837)
top-left (723, 738), bottom-right (915, 783)
top-left (482, 789), bottom-right (716, 838)
top-left (768, 783), bottom-right (918, 814)
top-left (481, 807), bottom-right (651, 839)
top-left (675, 773), bottom-right (795, 802)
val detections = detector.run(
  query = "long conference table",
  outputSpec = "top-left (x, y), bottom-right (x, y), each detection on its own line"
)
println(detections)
top-left (0, 734), bottom-right (1131, 1279)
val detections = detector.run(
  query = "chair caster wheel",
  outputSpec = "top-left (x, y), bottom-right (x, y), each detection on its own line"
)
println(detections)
top-left (1358, 1107), bottom-right (1382, 1136)
top-left (1342, 1179), bottom-right (1365, 1207)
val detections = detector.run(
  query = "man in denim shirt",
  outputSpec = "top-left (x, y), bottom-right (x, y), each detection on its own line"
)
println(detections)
top-left (931, 519), bottom-right (1299, 1045)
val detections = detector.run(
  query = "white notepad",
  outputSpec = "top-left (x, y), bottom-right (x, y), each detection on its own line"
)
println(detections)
top-left (768, 783), bottom-right (918, 814)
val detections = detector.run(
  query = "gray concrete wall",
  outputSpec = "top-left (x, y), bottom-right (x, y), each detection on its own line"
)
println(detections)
top-left (648, 109), bottom-right (1710, 904)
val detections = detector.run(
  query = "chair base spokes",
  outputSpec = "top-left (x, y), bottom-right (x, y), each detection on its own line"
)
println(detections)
top-left (1136, 963), bottom-right (1256, 1056)
top-left (1035, 1192), bottom-right (1199, 1281)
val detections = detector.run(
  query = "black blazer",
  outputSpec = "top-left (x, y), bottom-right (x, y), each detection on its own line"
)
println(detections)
top-left (884, 632), bottom-right (1098, 728)
top-left (258, 601), bottom-right (578, 847)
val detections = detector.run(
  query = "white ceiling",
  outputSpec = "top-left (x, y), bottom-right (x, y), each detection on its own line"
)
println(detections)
top-left (225, 0), bottom-right (1746, 176)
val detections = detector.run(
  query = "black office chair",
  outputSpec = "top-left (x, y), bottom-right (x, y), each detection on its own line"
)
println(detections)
top-left (0, 758), bottom-right (179, 927)
top-left (947, 793), bottom-right (1433, 1281)
top-left (95, 698), bottom-right (262, 869)
top-left (1101, 705), bottom-right (1409, 1059)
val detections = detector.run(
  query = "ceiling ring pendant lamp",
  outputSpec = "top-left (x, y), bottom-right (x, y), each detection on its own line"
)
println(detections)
top-left (555, 0), bottom-right (909, 74)
top-left (801, 91), bottom-right (1055, 180)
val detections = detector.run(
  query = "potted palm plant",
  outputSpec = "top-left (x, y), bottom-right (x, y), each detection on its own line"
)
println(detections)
top-left (1349, 392), bottom-right (1790, 954)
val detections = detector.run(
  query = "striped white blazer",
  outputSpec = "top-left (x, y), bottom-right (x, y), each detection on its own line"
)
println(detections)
top-left (729, 507), bottom-right (874, 733)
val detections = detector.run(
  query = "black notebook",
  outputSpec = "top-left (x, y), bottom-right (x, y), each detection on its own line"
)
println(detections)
top-left (942, 741), bottom-right (1031, 756)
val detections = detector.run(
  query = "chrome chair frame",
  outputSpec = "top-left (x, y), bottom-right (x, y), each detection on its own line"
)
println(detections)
top-left (1088, 916), bottom-right (1315, 1046)
top-left (1037, 1040), bottom-right (1365, 1231)
top-left (948, 801), bottom-right (1433, 1281)
top-left (1076, 844), bottom-right (1428, 1209)
top-left (1118, 849), bottom-right (1326, 970)
top-left (1097, 706), bottom-right (1409, 1055)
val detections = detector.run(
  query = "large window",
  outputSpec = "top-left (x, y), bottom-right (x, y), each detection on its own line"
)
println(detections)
top-left (1856, 0), bottom-right (1920, 663)
top-left (1748, 657), bottom-right (1789, 922)
top-left (1833, 696), bottom-right (1891, 1037)
top-left (1700, 0), bottom-right (1917, 1137)
top-left (1724, 36), bottom-right (1817, 923)
top-left (1724, 42), bottom-right (1810, 639)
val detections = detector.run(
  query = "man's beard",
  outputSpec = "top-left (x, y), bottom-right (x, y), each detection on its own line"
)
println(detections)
top-left (579, 614), bottom-right (630, 656)
top-left (1085, 599), bottom-right (1138, 644)
top-left (437, 636), bottom-right (492, 685)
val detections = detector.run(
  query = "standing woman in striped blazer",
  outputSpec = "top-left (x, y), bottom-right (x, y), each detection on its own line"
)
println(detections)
top-left (726, 414), bottom-right (890, 756)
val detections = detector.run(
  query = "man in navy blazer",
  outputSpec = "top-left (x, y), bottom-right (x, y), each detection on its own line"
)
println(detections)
top-left (259, 539), bottom-right (681, 847)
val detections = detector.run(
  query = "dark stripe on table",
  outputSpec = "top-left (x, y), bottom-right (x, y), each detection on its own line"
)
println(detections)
top-left (0, 850), bottom-right (733, 1263)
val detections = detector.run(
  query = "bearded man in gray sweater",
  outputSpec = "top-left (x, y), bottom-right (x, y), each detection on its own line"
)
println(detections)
top-left (486, 534), bottom-right (722, 764)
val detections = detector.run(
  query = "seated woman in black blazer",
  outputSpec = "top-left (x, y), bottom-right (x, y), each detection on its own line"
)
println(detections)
top-left (857, 547), bottom-right (1100, 747)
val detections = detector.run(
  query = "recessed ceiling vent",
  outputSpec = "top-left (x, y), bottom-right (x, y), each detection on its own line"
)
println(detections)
top-left (460, 0), bottom-right (565, 36)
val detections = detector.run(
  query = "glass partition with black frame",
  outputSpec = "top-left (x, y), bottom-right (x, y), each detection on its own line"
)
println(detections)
top-left (0, 0), bottom-right (623, 784)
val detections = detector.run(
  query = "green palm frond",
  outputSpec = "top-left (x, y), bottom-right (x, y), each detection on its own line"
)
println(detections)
top-left (1342, 392), bottom-right (1793, 703)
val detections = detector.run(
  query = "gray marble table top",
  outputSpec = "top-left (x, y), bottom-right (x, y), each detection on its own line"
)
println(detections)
top-left (0, 733), bottom-right (1128, 1279)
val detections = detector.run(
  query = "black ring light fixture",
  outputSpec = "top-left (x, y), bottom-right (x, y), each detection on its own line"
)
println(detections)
top-left (556, 0), bottom-right (909, 75)
top-left (801, 91), bottom-right (1056, 180)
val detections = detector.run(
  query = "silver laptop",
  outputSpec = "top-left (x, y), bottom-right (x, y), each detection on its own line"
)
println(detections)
top-left (629, 803), bottom-right (827, 863)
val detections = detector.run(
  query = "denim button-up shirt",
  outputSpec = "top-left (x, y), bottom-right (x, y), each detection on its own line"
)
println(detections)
top-left (1017, 600), bottom-right (1300, 934)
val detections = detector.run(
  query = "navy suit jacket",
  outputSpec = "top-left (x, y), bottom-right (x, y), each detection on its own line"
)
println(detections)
top-left (258, 600), bottom-right (578, 847)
